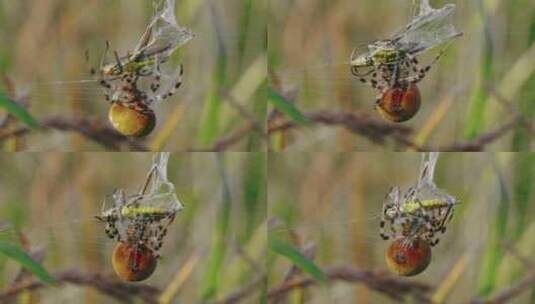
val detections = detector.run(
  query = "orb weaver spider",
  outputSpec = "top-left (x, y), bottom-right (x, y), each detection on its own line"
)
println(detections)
top-left (351, 47), bottom-right (445, 93)
top-left (88, 41), bottom-right (184, 136)
top-left (350, 1), bottom-right (461, 89)
top-left (92, 41), bottom-right (184, 106)
top-left (351, 49), bottom-right (445, 122)
top-left (95, 165), bottom-right (181, 257)
top-left (379, 185), bottom-right (456, 247)
top-left (348, 2), bottom-right (461, 122)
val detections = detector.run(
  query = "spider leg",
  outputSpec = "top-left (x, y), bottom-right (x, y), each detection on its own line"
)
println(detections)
top-left (148, 55), bottom-right (164, 92)
top-left (114, 50), bottom-right (124, 75)
top-left (405, 50), bottom-right (445, 84)
top-left (152, 64), bottom-right (184, 103)
top-left (99, 41), bottom-right (111, 75)
top-left (379, 215), bottom-right (391, 240)
top-left (380, 201), bottom-right (395, 240)
top-left (437, 205), bottom-right (454, 234)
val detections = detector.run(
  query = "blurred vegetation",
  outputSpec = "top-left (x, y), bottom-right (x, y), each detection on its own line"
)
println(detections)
top-left (0, 153), bottom-right (266, 303)
top-left (0, 0), bottom-right (267, 151)
top-left (268, 0), bottom-right (535, 151)
top-left (268, 152), bottom-right (534, 303)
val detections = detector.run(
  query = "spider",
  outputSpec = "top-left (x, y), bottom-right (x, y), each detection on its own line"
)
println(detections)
top-left (347, 2), bottom-right (461, 122)
top-left (349, 1), bottom-right (461, 91)
top-left (349, 44), bottom-right (446, 122)
top-left (379, 186), bottom-right (455, 247)
top-left (95, 165), bottom-right (181, 257)
top-left (93, 41), bottom-right (183, 106)
top-left (88, 41), bottom-right (184, 136)
top-left (352, 48), bottom-right (445, 100)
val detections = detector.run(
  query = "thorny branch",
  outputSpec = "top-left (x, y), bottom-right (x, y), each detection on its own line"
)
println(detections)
top-left (0, 116), bottom-right (148, 151)
top-left (0, 270), bottom-right (160, 304)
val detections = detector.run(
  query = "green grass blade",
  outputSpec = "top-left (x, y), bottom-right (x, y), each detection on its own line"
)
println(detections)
top-left (513, 153), bottom-right (534, 240)
top-left (0, 92), bottom-right (40, 129)
top-left (477, 159), bottom-right (510, 296)
top-left (241, 153), bottom-right (266, 243)
top-left (269, 237), bottom-right (327, 283)
top-left (197, 6), bottom-right (227, 146)
top-left (0, 240), bottom-right (55, 284)
top-left (200, 154), bottom-right (232, 300)
top-left (268, 88), bottom-right (310, 125)
top-left (464, 5), bottom-right (494, 139)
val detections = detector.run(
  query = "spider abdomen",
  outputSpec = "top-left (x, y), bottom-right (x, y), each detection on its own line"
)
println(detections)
top-left (108, 102), bottom-right (156, 137)
top-left (385, 237), bottom-right (431, 276)
top-left (376, 84), bottom-right (421, 122)
top-left (112, 242), bottom-right (158, 281)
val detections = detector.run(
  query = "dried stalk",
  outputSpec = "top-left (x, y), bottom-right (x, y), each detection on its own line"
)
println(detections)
top-left (0, 270), bottom-right (160, 303)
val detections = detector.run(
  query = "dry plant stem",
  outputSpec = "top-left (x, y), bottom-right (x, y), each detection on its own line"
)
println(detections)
top-left (502, 240), bottom-right (534, 268)
top-left (0, 116), bottom-right (148, 151)
top-left (267, 110), bottom-right (527, 151)
top-left (222, 91), bottom-right (265, 135)
top-left (471, 270), bottom-right (535, 304)
top-left (267, 265), bottom-right (433, 303)
top-left (0, 270), bottom-right (160, 303)
top-left (213, 242), bottom-right (267, 303)
top-left (271, 243), bottom-right (316, 304)
top-left (485, 87), bottom-right (535, 137)
top-left (211, 122), bottom-right (261, 151)
top-left (268, 110), bottom-right (412, 146)
top-left (216, 273), bottom-right (267, 304)
top-left (231, 241), bottom-right (264, 274)
top-left (424, 115), bottom-right (522, 151)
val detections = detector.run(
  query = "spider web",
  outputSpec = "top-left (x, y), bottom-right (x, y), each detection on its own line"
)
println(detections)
top-left (139, 0), bottom-right (194, 61)
top-left (393, 0), bottom-right (463, 54)
top-left (408, 152), bottom-right (457, 206)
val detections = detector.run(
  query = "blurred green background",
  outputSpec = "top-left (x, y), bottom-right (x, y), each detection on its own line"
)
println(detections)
top-left (0, 0), bottom-right (267, 151)
top-left (268, 0), bottom-right (535, 151)
top-left (268, 152), bottom-right (534, 303)
top-left (0, 152), bottom-right (266, 303)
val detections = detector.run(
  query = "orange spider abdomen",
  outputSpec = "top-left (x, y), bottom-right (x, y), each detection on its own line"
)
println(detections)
top-left (108, 102), bottom-right (156, 137)
top-left (376, 84), bottom-right (421, 123)
top-left (385, 237), bottom-right (431, 276)
top-left (112, 242), bottom-right (158, 281)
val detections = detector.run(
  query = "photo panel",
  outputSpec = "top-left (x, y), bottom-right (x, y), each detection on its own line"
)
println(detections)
top-left (267, 152), bottom-right (534, 303)
top-left (0, 152), bottom-right (267, 303)
top-left (268, 0), bottom-right (534, 151)
top-left (0, 0), bottom-right (267, 151)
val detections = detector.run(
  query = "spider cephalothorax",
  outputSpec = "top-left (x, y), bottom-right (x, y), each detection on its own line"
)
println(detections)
top-left (95, 164), bottom-right (182, 257)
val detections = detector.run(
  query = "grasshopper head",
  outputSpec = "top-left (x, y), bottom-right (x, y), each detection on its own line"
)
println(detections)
top-left (350, 54), bottom-right (373, 67)
top-left (102, 63), bottom-right (122, 76)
